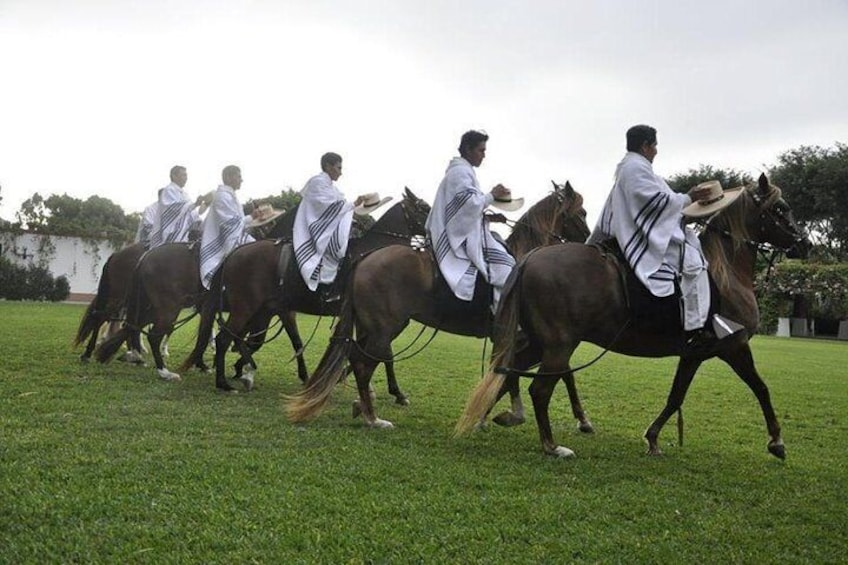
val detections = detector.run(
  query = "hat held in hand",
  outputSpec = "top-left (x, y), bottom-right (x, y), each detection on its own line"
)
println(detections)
top-left (490, 188), bottom-right (525, 212)
top-left (353, 192), bottom-right (393, 216)
top-left (682, 180), bottom-right (744, 218)
top-left (246, 204), bottom-right (285, 228)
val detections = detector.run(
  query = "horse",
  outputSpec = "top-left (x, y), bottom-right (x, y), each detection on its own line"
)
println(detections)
top-left (456, 174), bottom-right (809, 459)
top-left (93, 205), bottom-right (300, 379)
top-left (179, 187), bottom-right (432, 392)
top-left (285, 181), bottom-right (590, 427)
top-left (74, 243), bottom-right (146, 362)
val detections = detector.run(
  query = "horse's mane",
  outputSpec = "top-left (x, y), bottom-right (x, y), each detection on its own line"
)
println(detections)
top-left (506, 189), bottom-right (571, 255)
top-left (701, 183), bottom-right (782, 295)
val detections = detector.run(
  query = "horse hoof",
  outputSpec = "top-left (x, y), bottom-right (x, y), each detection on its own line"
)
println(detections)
top-left (157, 368), bottom-right (181, 382)
top-left (646, 447), bottom-right (663, 457)
top-left (239, 372), bottom-right (255, 392)
top-left (79, 355), bottom-right (90, 364)
top-left (550, 446), bottom-right (576, 458)
top-left (352, 401), bottom-right (362, 419)
top-left (492, 411), bottom-right (526, 427)
top-left (473, 420), bottom-right (489, 432)
top-left (395, 396), bottom-right (410, 407)
top-left (578, 421), bottom-right (595, 434)
top-left (768, 440), bottom-right (786, 460)
top-left (368, 418), bottom-right (394, 429)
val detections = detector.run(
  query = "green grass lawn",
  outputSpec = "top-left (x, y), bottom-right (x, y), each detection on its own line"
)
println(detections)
top-left (1, 301), bottom-right (846, 563)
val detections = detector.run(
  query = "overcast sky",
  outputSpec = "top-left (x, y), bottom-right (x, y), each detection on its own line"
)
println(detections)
top-left (1, 0), bottom-right (846, 226)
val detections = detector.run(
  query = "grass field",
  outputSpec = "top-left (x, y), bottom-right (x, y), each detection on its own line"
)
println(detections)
top-left (1, 301), bottom-right (846, 563)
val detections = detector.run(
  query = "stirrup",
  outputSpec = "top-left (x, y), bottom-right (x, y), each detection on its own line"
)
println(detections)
top-left (711, 314), bottom-right (745, 339)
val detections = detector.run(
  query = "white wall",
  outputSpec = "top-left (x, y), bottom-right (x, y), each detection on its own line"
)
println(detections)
top-left (0, 231), bottom-right (123, 299)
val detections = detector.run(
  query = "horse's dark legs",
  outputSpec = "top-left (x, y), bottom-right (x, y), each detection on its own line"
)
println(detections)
top-left (488, 375), bottom-right (525, 427)
top-left (382, 362), bottom-right (409, 406)
top-left (281, 311), bottom-right (309, 384)
top-left (718, 342), bottom-right (785, 459)
top-left (80, 314), bottom-right (106, 362)
top-left (230, 311), bottom-right (274, 391)
top-left (529, 373), bottom-right (574, 457)
top-left (644, 356), bottom-right (702, 455)
top-left (214, 326), bottom-right (237, 391)
top-left (560, 373), bottom-right (594, 433)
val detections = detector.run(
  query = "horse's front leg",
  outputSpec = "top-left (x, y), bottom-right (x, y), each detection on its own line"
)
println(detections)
top-left (149, 321), bottom-right (179, 382)
top-left (383, 361), bottom-right (409, 406)
top-left (281, 310), bottom-right (309, 384)
top-left (644, 356), bottom-right (702, 456)
top-left (718, 342), bottom-right (785, 459)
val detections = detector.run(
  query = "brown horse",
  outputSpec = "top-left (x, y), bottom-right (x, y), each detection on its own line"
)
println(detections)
top-left (180, 188), bottom-right (432, 392)
top-left (285, 182), bottom-right (590, 427)
top-left (94, 205), bottom-right (300, 379)
top-left (74, 243), bottom-right (145, 362)
top-left (457, 174), bottom-right (808, 459)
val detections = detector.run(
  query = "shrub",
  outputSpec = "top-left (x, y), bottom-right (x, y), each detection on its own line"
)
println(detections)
top-left (758, 260), bottom-right (848, 332)
top-left (0, 256), bottom-right (70, 301)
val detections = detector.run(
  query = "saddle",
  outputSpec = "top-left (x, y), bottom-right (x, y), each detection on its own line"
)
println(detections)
top-left (593, 239), bottom-right (721, 336)
top-left (426, 247), bottom-right (495, 338)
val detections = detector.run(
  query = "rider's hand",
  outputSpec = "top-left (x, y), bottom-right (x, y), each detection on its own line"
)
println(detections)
top-left (491, 184), bottom-right (511, 200)
top-left (486, 212), bottom-right (508, 223)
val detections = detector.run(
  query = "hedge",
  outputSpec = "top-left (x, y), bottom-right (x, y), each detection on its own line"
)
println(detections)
top-left (0, 256), bottom-right (70, 301)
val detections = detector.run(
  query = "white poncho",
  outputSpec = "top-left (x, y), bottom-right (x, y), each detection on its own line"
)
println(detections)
top-left (149, 182), bottom-right (199, 248)
top-left (135, 202), bottom-right (158, 247)
top-left (293, 172), bottom-right (355, 291)
top-left (425, 157), bottom-right (515, 308)
top-left (198, 185), bottom-right (254, 289)
top-left (587, 151), bottom-right (709, 330)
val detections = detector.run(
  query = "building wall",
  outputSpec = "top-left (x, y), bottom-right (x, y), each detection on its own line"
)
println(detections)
top-left (0, 231), bottom-right (124, 301)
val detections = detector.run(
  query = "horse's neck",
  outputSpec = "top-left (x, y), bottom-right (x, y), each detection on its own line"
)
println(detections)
top-left (703, 231), bottom-right (759, 326)
top-left (350, 206), bottom-right (413, 255)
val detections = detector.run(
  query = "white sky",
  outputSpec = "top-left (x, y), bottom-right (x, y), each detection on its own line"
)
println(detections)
top-left (1, 0), bottom-right (846, 226)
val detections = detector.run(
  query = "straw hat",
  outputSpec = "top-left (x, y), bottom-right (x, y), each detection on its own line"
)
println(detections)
top-left (353, 193), bottom-right (393, 216)
top-left (246, 204), bottom-right (285, 228)
top-left (682, 180), bottom-right (744, 218)
top-left (489, 189), bottom-right (525, 212)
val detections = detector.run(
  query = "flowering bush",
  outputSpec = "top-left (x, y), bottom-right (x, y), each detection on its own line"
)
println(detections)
top-left (758, 261), bottom-right (848, 324)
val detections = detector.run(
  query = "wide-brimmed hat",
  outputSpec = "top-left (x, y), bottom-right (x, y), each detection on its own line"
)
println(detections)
top-left (353, 192), bottom-right (393, 216)
top-left (246, 204), bottom-right (285, 228)
top-left (682, 180), bottom-right (744, 218)
top-left (489, 189), bottom-right (525, 212)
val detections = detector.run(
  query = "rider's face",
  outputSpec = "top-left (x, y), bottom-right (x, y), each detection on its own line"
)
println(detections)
top-left (325, 161), bottom-right (342, 181)
top-left (641, 141), bottom-right (658, 163)
top-left (465, 141), bottom-right (486, 167)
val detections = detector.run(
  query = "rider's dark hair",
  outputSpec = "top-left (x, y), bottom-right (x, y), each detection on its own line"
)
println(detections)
top-left (458, 130), bottom-right (489, 159)
top-left (626, 125), bottom-right (657, 152)
top-left (320, 152), bottom-right (342, 171)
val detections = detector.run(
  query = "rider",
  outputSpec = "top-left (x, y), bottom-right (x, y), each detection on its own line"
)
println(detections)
top-left (293, 152), bottom-right (382, 302)
top-left (198, 165), bottom-right (257, 289)
top-left (148, 165), bottom-right (204, 248)
top-left (135, 200), bottom-right (158, 248)
top-left (586, 124), bottom-right (742, 346)
top-left (426, 129), bottom-right (522, 313)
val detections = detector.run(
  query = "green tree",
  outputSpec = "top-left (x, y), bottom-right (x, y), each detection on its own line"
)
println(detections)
top-left (768, 143), bottom-right (848, 260)
top-left (666, 164), bottom-right (754, 193)
top-left (15, 192), bottom-right (136, 243)
top-left (244, 187), bottom-right (302, 215)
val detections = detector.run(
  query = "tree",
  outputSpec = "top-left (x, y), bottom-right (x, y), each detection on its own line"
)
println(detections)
top-left (768, 143), bottom-right (848, 260)
top-left (15, 192), bottom-right (137, 243)
top-left (244, 187), bottom-right (302, 215)
top-left (666, 164), bottom-right (754, 193)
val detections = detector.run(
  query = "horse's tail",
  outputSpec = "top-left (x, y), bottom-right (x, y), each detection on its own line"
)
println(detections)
top-left (179, 269), bottom-right (222, 373)
top-left (455, 259), bottom-right (526, 436)
top-left (74, 258), bottom-right (113, 347)
top-left (285, 283), bottom-right (356, 423)
top-left (96, 265), bottom-right (146, 363)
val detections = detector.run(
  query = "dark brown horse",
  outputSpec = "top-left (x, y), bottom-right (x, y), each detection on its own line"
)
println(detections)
top-left (285, 182), bottom-right (590, 427)
top-left (180, 188), bottom-right (432, 391)
top-left (94, 204), bottom-right (300, 379)
top-left (74, 243), bottom-right (145, 362)
top-left (457, 174), bottom-right (808, 459)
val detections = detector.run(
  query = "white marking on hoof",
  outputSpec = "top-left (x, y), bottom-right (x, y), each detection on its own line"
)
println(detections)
top-left (368, 418), bottom-right (394, 429)
top-left (157, 368), bottom-right (181, 382)
top-left (239, 370), bottom-right (255, 392)
top-left (552, 446), bottom-right (575, 458)
top-left (122, 350), bottom-right (144, 364)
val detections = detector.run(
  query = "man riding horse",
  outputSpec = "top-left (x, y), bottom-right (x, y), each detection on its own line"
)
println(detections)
top-left (426, 129), bottom-right (524, 314)
top-left (293, 152), bottom-right (390, 302)
top-left (586, 124), bottom-right (744, 350)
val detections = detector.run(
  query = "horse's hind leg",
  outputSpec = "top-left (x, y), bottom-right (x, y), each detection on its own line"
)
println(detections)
top-left (149, 321), bottom-right (179, 381)
top-left (644, 357), bottom-right (701, 456)
top-left (350, 339), bottom-right (393, 428)
top-left (529, 372), bottom-right (574, 458)
top-left (718, 343), bottom-right (784, 459)
top-left (281, 311), bottom-right (309, 384)
top-left (489, 375), bottom-right (526, 428)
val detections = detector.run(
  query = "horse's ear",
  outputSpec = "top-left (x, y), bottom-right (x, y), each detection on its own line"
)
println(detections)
top-left (551, 180), bottom-right (559, 191)
top-left (404, 186), bottom-right (411, 198)
top-left (758, 173), bottom-right (769, 195)
top-left (564, 181), bottom-right (574, 199)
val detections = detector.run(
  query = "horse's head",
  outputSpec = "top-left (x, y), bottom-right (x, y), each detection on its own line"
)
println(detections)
top-left (401, 186), bottom-right (431, 236)
top-left (748, 173), bottom-right (809, 257)
top-left (505, 180), bottom-right (590, 258)
top-left (550, 180), bottom-right (591, 243)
